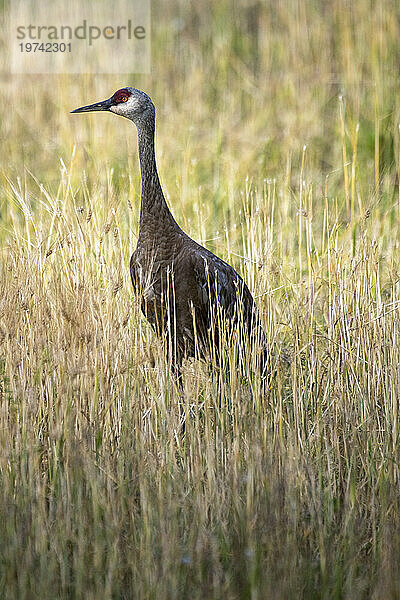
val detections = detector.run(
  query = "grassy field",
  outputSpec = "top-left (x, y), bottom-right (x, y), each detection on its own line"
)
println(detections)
top-left (1, 0), bottom-right (400, 597)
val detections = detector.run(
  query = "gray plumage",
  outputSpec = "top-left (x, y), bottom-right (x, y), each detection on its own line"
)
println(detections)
top-left (72, 87), bottom-right (268, 374)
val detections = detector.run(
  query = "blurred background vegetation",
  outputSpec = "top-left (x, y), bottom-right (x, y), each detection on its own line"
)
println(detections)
top-left (1, 0), bottom-right (400, 266)
top-left (2, 0), bottom-right (400, 216)
top-left (1, 1), bottom-right (400, 598)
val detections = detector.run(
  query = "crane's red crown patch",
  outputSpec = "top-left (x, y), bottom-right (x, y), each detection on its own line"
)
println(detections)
top-left (112, 89), bottom-right (131, 104)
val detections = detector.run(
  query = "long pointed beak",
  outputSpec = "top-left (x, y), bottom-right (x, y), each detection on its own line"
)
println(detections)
top-left (71, 97), bottom-right (113, 114)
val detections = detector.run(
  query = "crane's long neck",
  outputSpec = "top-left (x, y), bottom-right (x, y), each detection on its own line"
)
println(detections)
top-left (137, 119), bottom-right (180, 238)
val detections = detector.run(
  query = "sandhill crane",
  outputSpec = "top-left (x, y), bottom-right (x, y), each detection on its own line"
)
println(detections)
top-left (72, 88), bottom-right (269, 381)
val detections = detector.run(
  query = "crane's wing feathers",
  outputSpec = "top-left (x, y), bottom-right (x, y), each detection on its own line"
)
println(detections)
top-left (189, 247), bottom-right (270, 372)
top-left (191, 249), bottom-right (256, 332)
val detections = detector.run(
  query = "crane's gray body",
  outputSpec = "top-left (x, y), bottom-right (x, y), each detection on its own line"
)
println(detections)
top-left (72, 87), bottom-right (266, 370)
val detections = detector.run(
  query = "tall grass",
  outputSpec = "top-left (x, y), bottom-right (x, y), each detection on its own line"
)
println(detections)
top-left (1, 0), bottom-right (400, 597)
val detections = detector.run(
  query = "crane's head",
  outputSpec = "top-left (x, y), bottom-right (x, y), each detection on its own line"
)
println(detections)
top-left (71, 87), bottom-right (155, 126)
